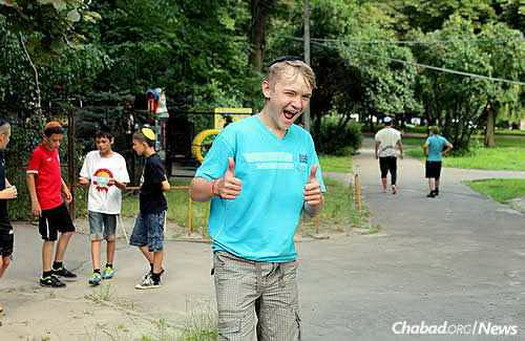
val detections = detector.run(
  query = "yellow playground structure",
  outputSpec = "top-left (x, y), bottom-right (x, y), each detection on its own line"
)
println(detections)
top-left (191, 107), bottom-right (252, 163)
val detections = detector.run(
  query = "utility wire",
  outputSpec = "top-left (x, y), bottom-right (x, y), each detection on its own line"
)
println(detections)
top-left (309, 36), bottom-right (512, 45)
top-left (302, 38), bottom-right (525, 87)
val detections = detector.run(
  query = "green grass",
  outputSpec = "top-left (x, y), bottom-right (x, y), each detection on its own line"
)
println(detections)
top-left (299, 177), bottom-right (367, 235)
top-left (495, 129), bottom-right (525, 136)
top-left (118, 175), bottom-right (364, 237)
top-left (403, 136), bottom-right (525, 171)
top-left (464, 178), bottom-right (525, 203)
top-left (121, 179), bottom-right (210, 236)
top-left (319, 155), bottom-right (353, 173)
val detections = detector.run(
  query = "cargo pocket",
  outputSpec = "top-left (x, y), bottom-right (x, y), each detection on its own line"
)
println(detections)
top-left (218, 319), bottom-right (241, 338)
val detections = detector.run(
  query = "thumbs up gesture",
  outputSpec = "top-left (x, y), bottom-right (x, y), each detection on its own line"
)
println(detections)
top-left (212, 157), bottom-right (242, 199)
top-left (304, 165), bottom-right (322, 208)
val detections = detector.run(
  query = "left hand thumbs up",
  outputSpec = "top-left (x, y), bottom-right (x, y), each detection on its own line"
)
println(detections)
top-left (304, 165), bottom-right (322, 206)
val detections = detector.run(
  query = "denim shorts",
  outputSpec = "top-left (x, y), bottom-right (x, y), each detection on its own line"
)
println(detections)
top-left (88, 211), bottom-right (117, 241)
top-left (129, 211), bottom-right (166, 252)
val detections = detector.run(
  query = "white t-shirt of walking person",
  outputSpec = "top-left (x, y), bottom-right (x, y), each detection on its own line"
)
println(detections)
top-left (375, 127), bottom-right (402, 157)
top-left (80, 151), bottom-right (130, 214)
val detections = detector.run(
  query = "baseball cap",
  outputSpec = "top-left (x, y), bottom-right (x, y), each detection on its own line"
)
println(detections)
top-left (383, 117), bottom-right (392, 123)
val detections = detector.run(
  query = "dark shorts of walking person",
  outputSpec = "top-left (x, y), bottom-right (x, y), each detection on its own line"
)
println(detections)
top-left (425, 161), bottom-right (442, 179)
top-left (379, 156), bottom-right (397, 185)
top-left (38, 203), bottom-right (75, 241)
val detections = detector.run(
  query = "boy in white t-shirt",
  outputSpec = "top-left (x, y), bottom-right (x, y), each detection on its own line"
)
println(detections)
top-left (79, 131), bottom-right (130, 286)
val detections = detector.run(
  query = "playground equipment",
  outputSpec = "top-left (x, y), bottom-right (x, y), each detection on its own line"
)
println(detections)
top-left (191, 107), bottom-right (252, 163)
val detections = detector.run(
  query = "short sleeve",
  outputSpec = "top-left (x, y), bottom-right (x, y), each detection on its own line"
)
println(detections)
top-left (195, 130), bottom-right (235, 181)
top-left (27, 149), bottom-right (42, 174)
top-left (116, 156), bottom-right (130, 183)
top-left (79, 153), bottom-right (90, 178)
top-left (149, 158), bottom-right (167, 183)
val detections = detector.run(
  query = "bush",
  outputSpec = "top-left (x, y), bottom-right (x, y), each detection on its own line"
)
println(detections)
top-left (316, 117), bottom-right (363, 156)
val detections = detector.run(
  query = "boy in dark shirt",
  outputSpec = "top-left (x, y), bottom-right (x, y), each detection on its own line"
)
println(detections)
top-left (0, 118), bottom-right (18, 313)
top-left (130, 127), bottom-right (170, 289)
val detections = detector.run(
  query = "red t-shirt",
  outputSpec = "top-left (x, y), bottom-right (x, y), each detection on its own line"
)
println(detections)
top-left (27, 145), bottom-right (63, 210)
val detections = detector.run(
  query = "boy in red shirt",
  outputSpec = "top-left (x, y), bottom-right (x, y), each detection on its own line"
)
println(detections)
top-left (26, 121), bottom-right (77, 288)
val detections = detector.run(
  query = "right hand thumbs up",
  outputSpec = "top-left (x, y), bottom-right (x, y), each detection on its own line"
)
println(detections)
top-left (213, 157), bottom-right (242, 199)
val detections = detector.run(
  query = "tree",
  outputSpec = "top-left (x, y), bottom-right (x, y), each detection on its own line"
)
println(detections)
top-left (248, 0), bottom-right (276, 71)
top-left (411, 15), bottom-right (524, 151)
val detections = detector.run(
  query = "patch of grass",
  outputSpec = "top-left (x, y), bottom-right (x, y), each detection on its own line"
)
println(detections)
top-left (495, 129), bottom-right (525, 136)
top-left (299, 177), bottom-right (367, 235)
top-left (319, 155), bottom-right (353, 173)
top-left (464, 178), bottom-right (525, 203)
top-left (179, 302), bottom-right (218, 341)
top-left (445, 148), bottom-right (524, 171)
top-left (403, 136), bottom-right (525, 171)
top-left (119, 175), bottom-right (362, 238)
top-left (121, 179), bottom-right (210, 232)
top-left (85, 283), bottom-right (114, 302)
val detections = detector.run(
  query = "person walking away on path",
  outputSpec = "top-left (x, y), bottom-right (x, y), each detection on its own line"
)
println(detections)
top-left (375, 116), bottom-right (403, 194)
top-left (423, 126), bottom-right (453, 198)
top-left (0, 118), bottom-right (18, 313)
top-left (130, 127), bottom-right (170, 289)
top-left (190, 57), bottom-right (325, 341)
top-left (26, 121), bottom-right (77, 288)
top-left (79, 131), bottom-right (130, 286)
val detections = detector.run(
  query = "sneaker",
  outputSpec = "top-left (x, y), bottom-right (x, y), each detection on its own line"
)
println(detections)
top-left (52, 266), bottom-right (78, 281)
top-left (135, 275), bottom-right (161, 290)
top-left (427, 191), bottom-right (436, 198)
top-left (88, 272), bottom-right (102, 286)
top-left (391, 185), bottom-right (397, 195)
top-left (101, 266), bottom-right (115, 279)
top-left (40, 275), bottom-right (66, 288)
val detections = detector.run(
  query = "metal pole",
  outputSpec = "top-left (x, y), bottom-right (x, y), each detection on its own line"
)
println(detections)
top-left (303, 0), bottom-right (311, 132)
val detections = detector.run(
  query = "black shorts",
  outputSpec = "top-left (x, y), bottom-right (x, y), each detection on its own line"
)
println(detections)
top-left (0, 219), bottom-right (14, 257)
top-left (39, 204), bottom-right (75, 241)
top-left (425, 161), bottom-right (442, 179)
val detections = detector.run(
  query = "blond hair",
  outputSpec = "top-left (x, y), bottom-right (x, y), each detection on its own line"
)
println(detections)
top-left (265, 60), bottom-right (316, 90)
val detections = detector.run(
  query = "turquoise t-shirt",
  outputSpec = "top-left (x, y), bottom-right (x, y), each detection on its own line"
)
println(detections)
top-left (426, 135), bottom-right (450, 162)
top-left (195, 115), bottom-right (326, 262)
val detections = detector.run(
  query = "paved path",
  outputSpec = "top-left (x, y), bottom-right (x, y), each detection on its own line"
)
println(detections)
top-left (301, 139), bottom-right (524, 340)
top-left (1, 139), bottom-right (524, 340)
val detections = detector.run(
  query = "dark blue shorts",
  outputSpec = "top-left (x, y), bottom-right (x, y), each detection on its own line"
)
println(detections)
top-left (129, 211), bottom-right (166, 252)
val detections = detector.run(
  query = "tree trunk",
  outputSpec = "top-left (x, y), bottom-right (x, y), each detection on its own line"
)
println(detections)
top-left (249, 0), bottom-right (275, 71)
top-left (484, 102), bottom-right (496, 147)
top-left (18, 33), bottom-right (42, 117)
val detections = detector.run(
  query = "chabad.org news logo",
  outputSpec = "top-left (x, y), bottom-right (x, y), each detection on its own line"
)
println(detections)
top-left (391, 320), bottom-right (518, 336)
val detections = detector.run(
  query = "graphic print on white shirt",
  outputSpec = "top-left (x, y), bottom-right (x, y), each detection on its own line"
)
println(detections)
top-left (80, 151), bottom-right (130, 214)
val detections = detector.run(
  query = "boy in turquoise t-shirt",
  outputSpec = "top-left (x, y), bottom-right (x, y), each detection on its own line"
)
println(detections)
top-left (191, 57), bottom-right (325, 340)
top-left (423, 126), bottom-right (453, 198)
